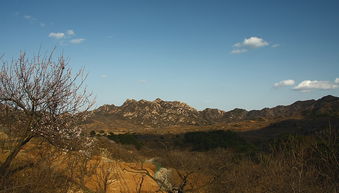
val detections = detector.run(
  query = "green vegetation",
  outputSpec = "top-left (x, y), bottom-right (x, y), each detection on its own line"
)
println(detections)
top-left (90, 130), bottom-right (96, 137)
top-left (106, 133), bottom-right (143, 150)
top-left (183, 130), bottom-right (254, 152)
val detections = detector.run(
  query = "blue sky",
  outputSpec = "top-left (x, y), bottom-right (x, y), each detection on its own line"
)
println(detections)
top-left (1, 0), bottom-right (339, 110)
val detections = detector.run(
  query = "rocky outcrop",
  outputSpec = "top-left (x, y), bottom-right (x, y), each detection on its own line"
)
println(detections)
top-left (200, 108), bottom-right (225, 123)
top-left (93, 98), bottom-right (207, 127)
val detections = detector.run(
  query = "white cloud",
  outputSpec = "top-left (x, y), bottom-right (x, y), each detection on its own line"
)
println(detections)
top-left (243, 37), bottom-right (269, 48)
top-left (231, 49), bottom-right (248, 54)
top-left (67, 29), bottom-right (75, 36)
top-left (335, 78), bottom-right (339, 84)
top-left (70, 38), bottom-right (85, 44)
top-left (293, 80), bottom-right (338, 91)
top-left (231, 36), bottom-right (269, 54)
top-left (48, 30), bottom-right (85, 45)
top-left (235, 37), bottom-right (269, 48)
top-left (48, 32), bottom-right (65, 39)
top-left (274, 79), bottom-right (295, 87)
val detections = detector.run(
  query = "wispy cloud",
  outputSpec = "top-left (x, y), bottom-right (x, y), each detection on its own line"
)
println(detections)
top-left (231, 49), bottom-right (248, 54)
top-left (138, 80), bottom-right (147, 84)
top-left (231, 36), bottom-right (269, 54)
top-left (100, 74), bottom-right (108, 78)
top-left (23, 15), bottom-right (32, 20)
top-left (293, 80), bottom-right (338, 91)
top-left (70, 38), bottom-right (85, 44)
top-left (67, 29), bottom-right (75, 36)
top-left (48, 32), bottom-right (65, 39)
top-left (21, 14), bottom-right (46, 27)
top-left (272, 44), bottom-right (280, 48)
top-left (274, 79), bottom-right (295, 87)
top-left (48, 29), bottom-right (85, 45)
top-left (273, 78), bottom-right (339, 92)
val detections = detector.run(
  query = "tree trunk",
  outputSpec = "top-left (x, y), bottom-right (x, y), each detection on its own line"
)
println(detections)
top-left (0, 135), bottom-right (33, 176)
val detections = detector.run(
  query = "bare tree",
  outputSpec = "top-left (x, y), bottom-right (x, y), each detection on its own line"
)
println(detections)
top-left (124, 151), bottom-right (215, 193)
top-left (0, 50), bottom-right (93, 176)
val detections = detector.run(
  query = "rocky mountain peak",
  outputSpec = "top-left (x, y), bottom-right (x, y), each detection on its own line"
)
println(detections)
top-left (92, 98), bottom-right (207, 127)
top-left (94, 104), bottom-right (117, 114)
top-left (318, 95), bottom-right (337, 103)
top-left (201, 108), bottom-right (225, 122)
top-left (123, 99), bottom-right (137, 106)
top-left (154, 98), bottom-right (163, 103)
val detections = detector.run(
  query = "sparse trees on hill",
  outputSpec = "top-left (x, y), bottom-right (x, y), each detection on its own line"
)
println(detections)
top-left (0, 50), bottom-right (93, 176)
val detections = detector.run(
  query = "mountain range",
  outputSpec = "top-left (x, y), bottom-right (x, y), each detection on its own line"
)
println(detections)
top-left (88, 95), bottom-right (339, 129)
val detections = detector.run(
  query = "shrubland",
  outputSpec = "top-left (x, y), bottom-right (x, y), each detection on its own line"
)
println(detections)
top-left (1, 116), bottom-right (338, 193)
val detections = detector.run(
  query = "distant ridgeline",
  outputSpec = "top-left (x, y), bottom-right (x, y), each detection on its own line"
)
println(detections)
top-left (88, 95), bottom-right (339, 128)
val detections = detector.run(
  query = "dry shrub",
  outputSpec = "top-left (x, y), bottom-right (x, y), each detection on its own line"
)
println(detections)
top-left (207, 127), bottom-right (338, 193)
top-left (1, 141), bottom-right (74, 193)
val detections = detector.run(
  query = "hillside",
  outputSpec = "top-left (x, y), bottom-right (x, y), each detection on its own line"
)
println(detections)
top-left (87, 95), bottom-right (339, 131)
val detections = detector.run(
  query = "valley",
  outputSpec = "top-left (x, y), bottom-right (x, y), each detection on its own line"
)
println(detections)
top-left (1, 95), bottom-right (338, 193)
